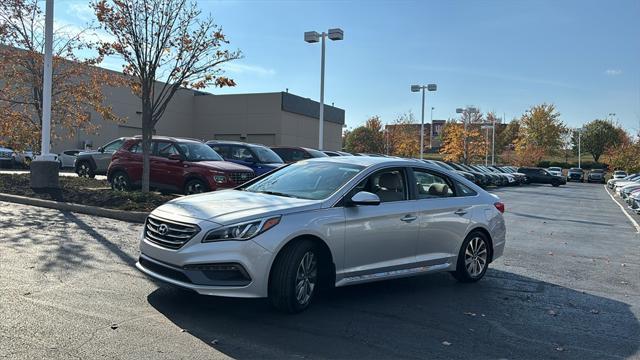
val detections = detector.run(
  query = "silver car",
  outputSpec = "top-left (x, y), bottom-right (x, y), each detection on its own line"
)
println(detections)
top-left (136, 157), bottom-right (506, 313)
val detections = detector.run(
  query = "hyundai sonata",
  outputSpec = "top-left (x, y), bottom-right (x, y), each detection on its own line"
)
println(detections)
top-left (136, 157), bottom-right (506, 313)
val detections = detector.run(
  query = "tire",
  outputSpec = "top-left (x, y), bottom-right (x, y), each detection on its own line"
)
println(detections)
top-left (184, 179), bottom-right (209, 195)
top-left (451, 231), bottom-right (490, 283)
top-left (111, 171), bottom-right (131, 191)
top-left (551, 180), bottom-right (560, 187)
top-left (76, 161), bottom-right (95, 178)
top-left (23, 157), bottom-right (31, 169)
top-left (269, 240), bottom-right (319, 313)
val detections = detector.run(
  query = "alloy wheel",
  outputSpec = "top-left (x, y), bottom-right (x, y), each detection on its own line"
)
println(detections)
top-left (464, 236), bottom-right (487, 277)
top-left (112, 174), bottom-right (129, 191)
top-left (295, 251), bottom-right (317, 306)
top-left (78, 163), bottom-right (89, 177)
top-left (186, 181), bottom-right (205, 194)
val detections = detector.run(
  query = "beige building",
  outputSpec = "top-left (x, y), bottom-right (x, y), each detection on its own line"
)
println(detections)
top-left (53, 87), bottom-right (345, 153)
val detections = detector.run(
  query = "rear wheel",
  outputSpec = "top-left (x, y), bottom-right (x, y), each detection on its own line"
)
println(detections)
top-left (269, 240), bottom-right (319, 313)
top-left (77, 161), bottom-right (95, 178)
top-left (111, 171), bottom-right (131, 191)
top-left (451, 231), bottom-right (490, 283)
top-left (551, 179), bottom-right (560, 187)
top-left (184, 179), bottom-right (209, 195)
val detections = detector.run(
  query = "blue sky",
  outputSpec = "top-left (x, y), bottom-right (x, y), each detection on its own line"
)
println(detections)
top-left (56, 0), bottom-right (640, 132)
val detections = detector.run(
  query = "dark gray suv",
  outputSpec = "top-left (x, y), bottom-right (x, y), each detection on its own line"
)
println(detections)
top-left (75, 138), bottom-right (126, 178)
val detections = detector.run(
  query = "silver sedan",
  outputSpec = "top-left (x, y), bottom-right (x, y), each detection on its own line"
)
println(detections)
top-left (136, 157), bottom-right (506, 313)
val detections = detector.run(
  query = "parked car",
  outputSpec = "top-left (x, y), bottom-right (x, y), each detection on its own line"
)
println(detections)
top-left (517, 167), bottom-right (566, 187)
top-left (567, 168), bottom-right (584, 182)
top-left (323, 150), bottom-right (353, 157)
top-left (107, 137), bottom-right (255, 195)
top-left (547, 167), bottom-right (563, 177)
top-left (13, 149), bottom-right (34, 168)
top-left (423, 160), bottom-right (478, 185)
top-left (270, 146), bottom-right (328, 163)
top-left (491, 166), bottom-right (527, 185)
top-left (608, 173), bottom-right (639, 189)
top-left (0, 147), bottom-right (16, 168)
top-left (587, 169), bottom-right (606, 183)
top-left (206, 141), bottom-right (284, 176)
top-left (75, 138), bottom-right (127, 178)
top-left (135, 157), bottom-right (506, 313)
top-left (58, 149), bottom-right (83, 169)
top-left (613, 170), bottom-right (627, 180)
top-left (447, 162), bottom-right (490, 187)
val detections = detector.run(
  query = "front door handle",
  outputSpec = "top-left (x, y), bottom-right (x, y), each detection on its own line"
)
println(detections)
top-left (400, 214), bottom-right (417, 223)
top-left (454, 209), bottom-right (468, 216)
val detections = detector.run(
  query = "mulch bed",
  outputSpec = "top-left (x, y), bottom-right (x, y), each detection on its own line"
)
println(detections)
top-left (0, 174), bottom-right (176, 212)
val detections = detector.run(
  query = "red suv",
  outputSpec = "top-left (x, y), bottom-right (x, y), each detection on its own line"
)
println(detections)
top-left (107, 137), bottom-right (255, 194)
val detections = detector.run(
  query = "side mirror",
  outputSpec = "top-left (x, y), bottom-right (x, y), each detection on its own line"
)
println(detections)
top-left (348, 191), bottom-right (380, 206)
top-left (98, 147), bottom-right (104, 153)
top-left (168, 154), bottom-right (183, 161)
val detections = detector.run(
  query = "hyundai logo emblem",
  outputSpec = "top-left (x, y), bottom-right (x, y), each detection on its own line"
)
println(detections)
top-left (157, 224), bottom-right (169, 236)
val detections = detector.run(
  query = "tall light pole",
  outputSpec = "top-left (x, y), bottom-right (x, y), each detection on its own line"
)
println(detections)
top-left (430, 106), bottom-right (435, 149)
top-left (304, 28), bottom-right (343, 150)
top-left (30, 0), bottom-right (59, 189)
top-left (577, 127), bottom-right (583, 168)
top-left (411, 84), bottom-right (437, 159)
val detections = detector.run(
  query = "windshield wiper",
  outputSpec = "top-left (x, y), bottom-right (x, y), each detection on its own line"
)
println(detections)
top-left (256, 190), bottom-right (299, 198)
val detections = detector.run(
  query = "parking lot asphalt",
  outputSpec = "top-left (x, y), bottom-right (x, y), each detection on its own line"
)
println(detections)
top-left (1, 182), bottom-right (638, 360)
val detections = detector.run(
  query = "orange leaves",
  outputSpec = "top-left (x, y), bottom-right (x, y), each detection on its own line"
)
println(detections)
top-left (439, 122), bottom-right (487, 164)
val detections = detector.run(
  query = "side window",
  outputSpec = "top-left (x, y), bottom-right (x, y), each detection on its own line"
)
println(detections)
top-left (539, 169), bottom-right (547, 176)
top-left (363, 168), bottom-right (408, 203)
top-left (64, 150), bottom-right (79, 156)
top-left (154, 142), bottom-right (179, 158)
top-left (291, 149), bottom-right (306, 161)
top-left (413, 168), bottom-right (454, 199)
top-left (129, 142), bottom-right (143, 153)
top-left (272, 148), bottom-right (291, 162)
top-left (455, 181), bottom-right (477, 197)
top-left (210, 145), bottom-right (229, 158)
top-left (231, 146), bottom-right (256, 162)
top-left (102, 139), bottom-right (123, 153)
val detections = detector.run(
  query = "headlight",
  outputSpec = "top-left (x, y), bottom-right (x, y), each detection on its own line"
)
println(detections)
top-left (202, 216), bottom-right (281, 243)
top-left (213, 175), bottom-right (226, 183)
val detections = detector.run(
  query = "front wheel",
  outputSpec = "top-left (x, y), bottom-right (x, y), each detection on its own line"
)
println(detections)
top-left (451, 231), bottom-right (490, 283)
top-left (269, 240), bottom-right (319, 313)
top-left (77, 161), bottom-right (95, 178)
top-left (184, 179), bottom-right (209, 195)
top-left (551, 180), bottom-right (560, 187)
top-left (111, 171), bottom-right (131, 191)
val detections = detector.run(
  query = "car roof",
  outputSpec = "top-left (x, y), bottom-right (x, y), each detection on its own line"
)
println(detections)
top-left (303, 155), bottom-right (427, 168)
top-left (206, 140), bottom-right (268, 147)
top-left (131, 135), bottom-right (203, 143)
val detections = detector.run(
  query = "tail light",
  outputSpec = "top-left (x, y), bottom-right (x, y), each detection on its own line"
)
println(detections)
top-left (494, 202), bottom-right (505, 214)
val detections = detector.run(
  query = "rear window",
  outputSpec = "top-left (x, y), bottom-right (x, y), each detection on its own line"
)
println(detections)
top-left (615, 171), bottom-right (626, 175)
top-left (569, 168), bottom-right (583, 172)
top-left (591, 169), bottom-right (604, 173)
top-left (548, 167), bottom-right (561, 171)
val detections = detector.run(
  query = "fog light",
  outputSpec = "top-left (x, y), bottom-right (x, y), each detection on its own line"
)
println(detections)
top-left (213, 175), bottom-right (226, 183)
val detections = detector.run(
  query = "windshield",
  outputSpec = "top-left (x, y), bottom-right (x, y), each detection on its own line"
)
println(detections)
top-left (176, 142), bottom-right (223, 161)
top-left (243, 161), bottom-right (363, 200)
top-left (615, 171), bottom-right (626, 175)
top-left (305, 148), bottom-right (329, 158)
top-left (549, 167), bottom-right (561, 171)
top-left (435, 161), bottom-right (456, 171)
top-left (569, 168), bottom-right (583, 172)
top-left (251, 146), bottom-right (284, 163)
top-left (591, 169), bottom-right (604, 173)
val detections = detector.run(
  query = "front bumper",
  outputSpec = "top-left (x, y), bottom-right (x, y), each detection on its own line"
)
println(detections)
top-left (137, 217), bottom-right (274, 298)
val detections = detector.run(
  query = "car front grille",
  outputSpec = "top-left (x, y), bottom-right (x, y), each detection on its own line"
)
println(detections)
top-left (139, 256), bottom-right (192, 283)
top-left (228, 171), bottom-right (254, 184)
top-left (144, 216), bottom-right (199, 249)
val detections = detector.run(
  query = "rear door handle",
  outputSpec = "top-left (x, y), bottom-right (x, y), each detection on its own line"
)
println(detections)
top-left (454, 209), bottom-right (468, 216)
top-left (400, 215), bottom-right (417, 222)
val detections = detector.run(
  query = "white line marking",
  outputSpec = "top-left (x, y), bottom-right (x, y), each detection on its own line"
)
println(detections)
top-left (604, 185), bottom-right (640, 233)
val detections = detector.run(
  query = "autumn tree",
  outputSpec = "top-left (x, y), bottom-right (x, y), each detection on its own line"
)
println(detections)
top-left (92, 0), bottom-right (242, 192)
top-left (496, 119), bottom-right (520, 152)
top-left (575, 119), bottom-right (625, 162)
top-left (515, 104), bottom-right (566, 165)
top-left (387, 111), bottom-right (420, 157)
top-left (0, 0), bottom-right (122, 151)
top-left (344, 116), bottom-right (384, 154)
top-left (439, 109), bottom-right (486, 164)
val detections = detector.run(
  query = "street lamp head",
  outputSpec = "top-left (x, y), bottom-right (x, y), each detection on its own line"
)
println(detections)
top-left (467, 107), bottom-right (478, 114)
top-left (304, 31), bottom-right (320, 43)
top-left (328, 28), bottom-right (344, 41)
top-left (427, 84), bottom-right (437, 91)
top-left (411, 85), bottom-right (421, 92)
top-left (456, 108), bottom-right (464, 114)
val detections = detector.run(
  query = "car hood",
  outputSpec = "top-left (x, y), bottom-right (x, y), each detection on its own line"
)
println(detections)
top-left (621, 183), bottom-right (640, 192)
top-left (192, 160), bottom-right (253, 172)
top-left (616, 181), bottom-right (639, 188)
top-left (152, 189), bottom-right (322, 224)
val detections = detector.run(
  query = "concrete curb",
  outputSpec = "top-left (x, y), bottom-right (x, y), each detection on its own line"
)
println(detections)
top-left (0, 192), bottom-right (148, 223)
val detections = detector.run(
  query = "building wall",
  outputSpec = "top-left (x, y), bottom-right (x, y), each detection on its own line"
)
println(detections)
top-left (50, 88), bottom-right (344, 153)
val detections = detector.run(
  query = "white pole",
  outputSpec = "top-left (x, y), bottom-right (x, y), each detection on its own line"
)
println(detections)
top-left (318, 32), bottom-right (326, 150)
top-left (420, 87), bottom-right (425, 159)
top-left (578, 130), bottom-right (581, 168)
top-left (429, 107), bottom-right (434, 149)
top-left (40, 0), bottom-right (54, 157)
top-left (492, 118), bottom-right (495, 165)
